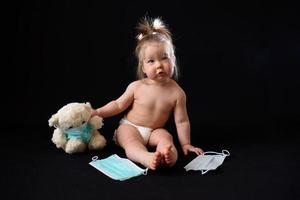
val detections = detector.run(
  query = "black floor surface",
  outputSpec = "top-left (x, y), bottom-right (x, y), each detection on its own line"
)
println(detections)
top-left (4, 125), bottom-right (300, 200)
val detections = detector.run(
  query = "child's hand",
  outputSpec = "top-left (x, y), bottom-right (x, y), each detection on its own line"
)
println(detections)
top-left (182, 144), bottom-right (204, 156)
top-left (90, 109), bottom-right (99, 117)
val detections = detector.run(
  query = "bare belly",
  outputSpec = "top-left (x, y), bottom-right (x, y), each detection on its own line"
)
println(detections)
top-left (125, 109), bottom-right (170, 129)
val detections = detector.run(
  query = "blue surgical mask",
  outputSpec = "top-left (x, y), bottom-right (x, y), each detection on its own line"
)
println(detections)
top-left (89, 154), bottom-right (148, 181)
top-left (64, 122), bottom-right (93, 143)
top-left (184, 150), bottom-right (230, 174)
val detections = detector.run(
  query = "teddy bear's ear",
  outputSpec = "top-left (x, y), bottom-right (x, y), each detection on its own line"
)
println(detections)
top-left (85, 102), bottom-right (92, 108)
top-left (48, 114), bottom-right (59, 127)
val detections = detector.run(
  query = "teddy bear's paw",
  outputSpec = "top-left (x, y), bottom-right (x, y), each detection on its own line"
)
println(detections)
top-left (52, 130), bottom-right (67, 149)
top-left (65, 139), bottom-right (86, 154)
top-left (89, 134), bottom-right (107, 150)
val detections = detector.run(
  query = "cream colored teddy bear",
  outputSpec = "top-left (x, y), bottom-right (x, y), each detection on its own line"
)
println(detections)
top-left (48, 102), bottom-right (106, 154)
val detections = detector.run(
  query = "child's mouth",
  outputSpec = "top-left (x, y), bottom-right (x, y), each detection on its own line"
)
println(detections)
top-left (157, 71), bottom-right (164, 76)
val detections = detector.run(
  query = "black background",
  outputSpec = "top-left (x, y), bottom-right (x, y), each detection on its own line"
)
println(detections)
top-left (6, 0), bottom-right (300, 200)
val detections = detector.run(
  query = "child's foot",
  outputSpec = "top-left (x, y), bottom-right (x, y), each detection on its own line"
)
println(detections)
top-left (161, 145), bottom-right (177, 167)
top-left (143, 151), bottom-right (162, 170)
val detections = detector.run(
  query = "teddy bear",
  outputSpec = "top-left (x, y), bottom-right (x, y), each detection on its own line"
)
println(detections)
top-left (48, 102), bottom-right (106, 154)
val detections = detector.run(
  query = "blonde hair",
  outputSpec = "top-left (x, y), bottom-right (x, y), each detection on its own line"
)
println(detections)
top-left (135, 17), bottom-right (179, 80)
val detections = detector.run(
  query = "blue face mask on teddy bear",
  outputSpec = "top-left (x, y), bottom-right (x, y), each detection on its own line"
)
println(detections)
top-left (64, 122), bottom-right (93, 143)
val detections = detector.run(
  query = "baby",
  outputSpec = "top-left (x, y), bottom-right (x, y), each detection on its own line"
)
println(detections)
top-left (92, 17), bottom-right (203, 170)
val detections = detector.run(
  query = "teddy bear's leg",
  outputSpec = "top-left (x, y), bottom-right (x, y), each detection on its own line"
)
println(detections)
top-left (89, 131), bottom-right (107, 150)
top-left (52, 129), bottom-right (67, 149)
top-left (65, 139), bottom-right (86, 154)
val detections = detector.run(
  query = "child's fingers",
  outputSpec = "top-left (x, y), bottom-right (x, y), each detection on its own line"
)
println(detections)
top-left (183, 149), bottom-right (188, 155)
top-left (191, 147), bottom-right (204, 155)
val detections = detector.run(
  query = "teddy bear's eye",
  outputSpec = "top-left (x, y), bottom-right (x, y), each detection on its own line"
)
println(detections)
top-left (69, 126), bottom-right (73, 129)
top-left (82, 121), bottom-right (86, 124)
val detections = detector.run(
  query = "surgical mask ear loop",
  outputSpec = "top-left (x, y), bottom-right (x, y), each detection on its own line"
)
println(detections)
top-left (202, 149), bottom-right (230, 156)
top-left (222, 150), bottom-right (230, 156)
top-left (200, 150), bottom-right (230, 175)
top-left (92, 156), bottom-right (98, 161)
top-left (143, 168), bottom-right (149, 175)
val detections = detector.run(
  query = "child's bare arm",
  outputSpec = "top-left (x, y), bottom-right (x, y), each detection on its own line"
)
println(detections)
top-left (174, 91), bottom-right (191, 146)
top-left (174, 90), bottom-right (203, 155)
top-left (92, 82), bottom-right (136, 118)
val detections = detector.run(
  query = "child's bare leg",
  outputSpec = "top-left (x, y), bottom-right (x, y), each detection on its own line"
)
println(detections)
top-left (116, 124), bottom-right (161, 170)
top-left (148, 128), bottom-right (178, 167)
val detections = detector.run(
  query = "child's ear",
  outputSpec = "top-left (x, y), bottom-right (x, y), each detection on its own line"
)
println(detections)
top-left (48, 114), bottom-right (59, 127)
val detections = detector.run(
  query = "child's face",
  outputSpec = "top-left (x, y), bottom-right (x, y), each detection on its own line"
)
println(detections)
top-left (141, 42), bottom-right (174, 81)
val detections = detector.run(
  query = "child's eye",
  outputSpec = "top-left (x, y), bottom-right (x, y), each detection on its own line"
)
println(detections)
top-left (147, 59), bottom-right (154, 64)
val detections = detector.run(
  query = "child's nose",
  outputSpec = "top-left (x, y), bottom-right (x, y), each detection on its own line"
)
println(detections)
top-left (156, 62), bottom-right (162, 69)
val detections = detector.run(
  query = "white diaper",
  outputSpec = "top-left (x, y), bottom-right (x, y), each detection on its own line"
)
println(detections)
top-left (114, 118), bottom-right (153, 144)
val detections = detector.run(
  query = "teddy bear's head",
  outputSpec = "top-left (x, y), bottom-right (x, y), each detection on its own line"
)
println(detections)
top-left (48, 102), bottom-right (93, 130)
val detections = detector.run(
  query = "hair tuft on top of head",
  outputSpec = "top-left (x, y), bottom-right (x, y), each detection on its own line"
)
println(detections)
top-left (152, 18), bottom-right (164, 30)
top-left (136, 17), bottom-right (172, 41)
